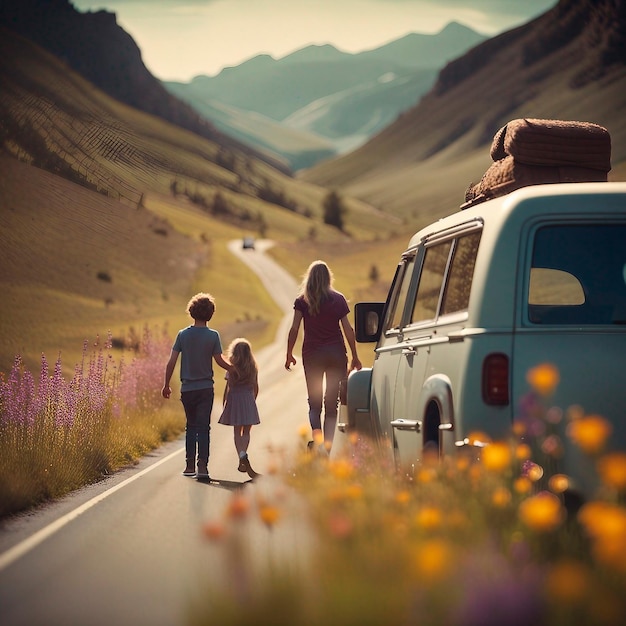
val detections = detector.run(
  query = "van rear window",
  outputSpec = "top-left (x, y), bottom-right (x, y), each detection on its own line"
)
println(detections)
top-left (528, 224), bottom-right (626, 325)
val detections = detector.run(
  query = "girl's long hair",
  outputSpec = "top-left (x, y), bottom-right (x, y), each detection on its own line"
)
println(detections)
top-left (227, 338), bottom-right (257, 386)
top-left (299, 260), bottom-right (333, 315)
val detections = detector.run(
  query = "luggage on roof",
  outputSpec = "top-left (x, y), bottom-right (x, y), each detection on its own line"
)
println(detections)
top-left (462, 118), bottom-right (611, 209)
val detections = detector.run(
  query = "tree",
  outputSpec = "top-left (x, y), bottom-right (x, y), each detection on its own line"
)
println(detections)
top-left (323, 191), bottom-right (346, 231)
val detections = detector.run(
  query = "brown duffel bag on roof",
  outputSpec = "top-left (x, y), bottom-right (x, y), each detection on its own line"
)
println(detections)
top-left (463, 118), bottom-right (611, 208)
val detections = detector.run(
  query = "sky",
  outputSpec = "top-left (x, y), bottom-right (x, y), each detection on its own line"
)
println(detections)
top-left (71, 0), bottom-right (558, 82)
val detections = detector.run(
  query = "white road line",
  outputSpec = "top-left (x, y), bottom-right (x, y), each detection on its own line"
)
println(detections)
top-left (0, 446), bottom-right (184, 573)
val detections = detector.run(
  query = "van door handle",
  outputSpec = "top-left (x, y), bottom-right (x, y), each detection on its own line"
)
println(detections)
top-left (391, 419), bottom-right (421, 432)
top-left (402, 346), bottom-right (416, 355)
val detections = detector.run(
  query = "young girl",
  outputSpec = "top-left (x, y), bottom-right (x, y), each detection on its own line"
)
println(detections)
top-left (219, 338), bottom-right (260, 478)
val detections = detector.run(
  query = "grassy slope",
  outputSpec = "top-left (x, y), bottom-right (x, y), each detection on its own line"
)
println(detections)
top-left (0, 29), bottom-right (406, 380)
top-left (0, 155), bottom-right (280, 377)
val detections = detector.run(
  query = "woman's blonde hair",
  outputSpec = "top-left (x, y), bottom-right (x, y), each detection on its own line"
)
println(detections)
top-left (227, 338), bottom-right (257, 386)
top-left (299, 260), bottom-right (333, 315)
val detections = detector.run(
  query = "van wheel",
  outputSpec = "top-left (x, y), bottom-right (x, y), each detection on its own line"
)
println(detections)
top-left (423, 402), bottom-right (441, 458)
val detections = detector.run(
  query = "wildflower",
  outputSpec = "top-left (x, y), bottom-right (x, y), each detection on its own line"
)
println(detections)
top-left (545, 560), bottom-right (590, 605)
top-left (327, 512), bottom-right (354, 539)
top-left (567, 414), bottom-right (612, 455)
top-left (416, 467), bottom-right (437, 483)
top-left (526, 363), bottom-right (560, 396)
top-left (412, 539), bottom-right (453, 581)
top-left (414, 506), bottom-right (442, 531)
top-left (329, 458), bottom-right (354, 480)
top-left (578, 501), bottom-right (626, 571)
top-left (344, 484), bottom-right (363, 500)
top-left (513, 476), bottom-right (532, 495)
top-left (258, 503), bottom-right (281, 529)
top-left (596, 452), bottom-right (626, 492)
top-left (202, 520), bottom-right (226, 541)
top-left (482, 441), bottom-right (511, 473)
top-left (515, 443), bottom-right (532, 461)
top-left (227, 494), bottom-right (250, 520)
top-left (518, 491), bottom-right (565, 533)
top-left (466, 431), bottom-right (491, 446)
top-left (491, 487), bottom-right (512, 508)
top-left (540, 434), bottom-right (563, 458)
top-left (548, 474), bottom-right (570, 494)
top-left (395, 490), bottom-right (411, 506)
top-left (521, 460), bottom-right (544, 482)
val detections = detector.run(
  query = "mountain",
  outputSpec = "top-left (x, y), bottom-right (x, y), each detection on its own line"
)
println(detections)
top-left (164, 23), bottom-right (486, 169)
top-left (0, 0), bottom-right (289, 173)
top-left (302, 0), bottom-right (626, 221)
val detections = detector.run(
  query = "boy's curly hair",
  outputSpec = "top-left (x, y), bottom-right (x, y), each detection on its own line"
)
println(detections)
top-left (187, 293), bottom-right (215, 322)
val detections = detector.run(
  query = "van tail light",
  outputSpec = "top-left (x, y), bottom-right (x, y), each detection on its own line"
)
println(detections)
top-left (482, 353), bottom-right (510, 405)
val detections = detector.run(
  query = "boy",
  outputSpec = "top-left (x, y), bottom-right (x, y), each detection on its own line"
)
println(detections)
top-left (162, 293), bottom-right (230, 480)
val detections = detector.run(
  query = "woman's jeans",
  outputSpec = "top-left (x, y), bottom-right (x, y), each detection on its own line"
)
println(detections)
top-left (303, 344), bottom-right (348, 443)
top-left (181, 388), bottom-right (214, 464)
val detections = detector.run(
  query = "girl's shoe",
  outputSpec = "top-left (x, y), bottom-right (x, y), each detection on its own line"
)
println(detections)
top-left (183, 463), bottom-right (196, 477)
top-left (238, 454), bottom-right (260, 479)
top-left (238, 454), bottom-right (249, 472)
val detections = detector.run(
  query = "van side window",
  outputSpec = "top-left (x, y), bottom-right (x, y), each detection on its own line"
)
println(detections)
top-left (411, 241), bottom-right (452, 323)
top-left (441, 231), bottom-right (482, 315)
top-left (385, 256), bottom-right (416, 331)
top-left (528, 224), bottom-right (626, 325)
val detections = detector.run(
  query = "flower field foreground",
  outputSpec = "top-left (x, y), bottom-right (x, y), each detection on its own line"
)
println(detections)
top-left (192, 365), bottom-right (626, 626)
top-left (0, 327), bottom-right (182, 518)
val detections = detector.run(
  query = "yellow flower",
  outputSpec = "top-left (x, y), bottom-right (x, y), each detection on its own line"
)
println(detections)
top-left (414, 506), bottom-right (442, 531)
top-left (412, 539), bottom-right (453, 581)
top-left (482, 441), bottom-right (511, 473)
top-left (258, 503), bottom-right (281, 529)
top-left (416, 467), bottom-right (437, 483)
top-left (545, 560), bottom-right (590, 604)
top-left (491, 486), bottom-right (512, 508)
top-left (395, 490), bottom-right (412, 505)
top-left (345, 484), bottom-right (363, 500)
top-left (597, 452), bottom-right (626, 491)
top-left (526, 363), bottom-right (560, 396)
top-left (518, 491), bottom-right (565, 533)
top-left (580, 502), bottom-right (626, 572)
top-left (578, 501), bottom-right (626, 541)
top-left (567, 414), bottom-right (613, 455)
top-left (515, 443), bottom-right (532, 461)
top-left (467, 431), bottom-right (492, 446)
top-left (514, 476), bottom-right (532, 494)
top-left (548, 474), bottom-right (570, 494)
top-left (329, 458), bottom-right (354, 480)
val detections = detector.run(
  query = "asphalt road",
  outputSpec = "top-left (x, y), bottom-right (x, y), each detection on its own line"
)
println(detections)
top-left (0, 240), bottom-right (314, 626)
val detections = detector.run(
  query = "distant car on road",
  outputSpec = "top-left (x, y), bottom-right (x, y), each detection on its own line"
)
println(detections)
top-left (242, 237), bottom-right (255, 250)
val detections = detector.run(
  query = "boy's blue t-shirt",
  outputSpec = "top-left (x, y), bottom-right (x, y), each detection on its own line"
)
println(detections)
top-left (173, 326), bottom-right (223, 392)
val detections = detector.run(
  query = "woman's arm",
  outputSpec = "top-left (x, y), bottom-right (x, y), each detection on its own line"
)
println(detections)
top-left (340, 315), bottom-right (362, 371)
top-left (285, 309), bottom-right (303, 370)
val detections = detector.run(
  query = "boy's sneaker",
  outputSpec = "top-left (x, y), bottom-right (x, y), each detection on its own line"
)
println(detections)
top-left (182, 463), bottom-right (196, 477)
top-left (197, 463), bottom-right (210, 480)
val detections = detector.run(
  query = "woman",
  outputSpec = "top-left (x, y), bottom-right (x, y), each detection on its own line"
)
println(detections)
top-left (285, 260), bottom-right (362, 452)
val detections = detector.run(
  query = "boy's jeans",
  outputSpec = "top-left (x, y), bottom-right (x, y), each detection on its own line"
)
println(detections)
top-left (181, 388), bottom-right (214, 464)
